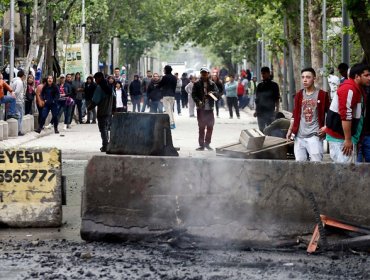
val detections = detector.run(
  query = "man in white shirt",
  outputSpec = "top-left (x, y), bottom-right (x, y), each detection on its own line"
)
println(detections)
top-left (11, 70), bottom-right (26, 136)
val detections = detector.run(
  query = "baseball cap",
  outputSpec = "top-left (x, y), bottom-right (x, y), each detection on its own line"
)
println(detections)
top-left (59, 74), bottom-right (65, 78)
top-left (200, 67), bottom-right (209, 73)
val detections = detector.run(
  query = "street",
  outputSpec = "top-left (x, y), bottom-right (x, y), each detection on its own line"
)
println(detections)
top-left (0, 108), bottom-right (369, 279)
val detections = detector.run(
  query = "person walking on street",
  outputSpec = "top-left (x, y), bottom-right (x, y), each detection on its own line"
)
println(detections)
top-left (185, 75), bottom-right (196, 118)
top-left (141, 70), bottom-right (152, 112)
top-left (254, 66), bottom-right (280, 131)
top-left (87, 72), bottom-right (115, 152)
top-left (174, 73), bottom-right (182, 115)
top-left (35, 77), bottom-right (47, 128)
top-left (65, 73), bottom-right (76, 128)
top-left (158, 65), bottom-right (177, 129)
top-left (25, 74), bottom-right (36, 115)
top-left (72, 72), bottom-right (85, 124)
top-left (286, 67), bottom-right (330, 162)
top-left (211, 72), bottom-right (224, 118)
top-left (35, 75), bottom-right (60, 134)
top-left (84, 76), bottom-right (97, 124)
top-left (358, 84), bottom-right (370, 162)
top-left (11, 70), bottom-right (26, 136)
top-left (181, 73), bottom-right (190, 109)
top-left (129, 75), bottom-right (142, 112)
top-left (248, 76), bottom-right (257, 110)
top-left (324, 63), bottom-right (370, 163)
top-left (115, 80), bottom-right (128, 113)
top-left (192, 67), bottom-right (220, 151)
top-left (224, 74), bottom-right (240, 119)
top-left (55, 74), bottom-right (72, 130)
top-left (0, 73), bottom-right (18, 119)
top-left (147, 73), bottom-right (163, 113)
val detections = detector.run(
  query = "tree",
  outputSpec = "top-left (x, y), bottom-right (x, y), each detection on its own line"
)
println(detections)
top-left (346, 0), bottom-right (370, 64)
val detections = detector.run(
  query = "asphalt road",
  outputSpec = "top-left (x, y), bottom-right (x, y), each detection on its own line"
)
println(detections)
top-left (1, 107), bottom-right (369, 279)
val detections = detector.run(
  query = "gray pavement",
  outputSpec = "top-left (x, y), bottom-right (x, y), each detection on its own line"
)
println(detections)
top-left (0, 105), bottom-right (258, 159)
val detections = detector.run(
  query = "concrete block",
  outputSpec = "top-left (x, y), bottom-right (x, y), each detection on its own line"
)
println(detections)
top-left (107, 113), bottom-right (178, 156)
top-left (1, 121), bottom-right (8, 140)
top-left (30, 114), bottom-right (34, 131)
top-left (0, 148), bottom-right (62, 227)
top-left (22, 115), bottom-right (30, 133)
top-left (0, 121), bottom-right (3, 141)
top-left (6, 118), bottom-right (18, 137)
top-left (34, 113), bottom-right (39, 130)
top-left (81, 156), bottom-right (370, 244)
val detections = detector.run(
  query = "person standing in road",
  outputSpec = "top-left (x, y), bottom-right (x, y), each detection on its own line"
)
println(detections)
top-left (211, 72), bottom-right (224, 118)
top-left (185, 75), bottom-right (196, 118)
top-left (254, 66), bottom-right (280, 131)
top-left (181, 73), bottom-right (190, 109)
top-left (327, 68), bottom-right (340, 101)
top-left (147, 73), bottom-right (163, 113)
top-left (87, 72), bottom-right (115, 152)
top-left (358, 84), bottom-right (370, 162)
top-left (158, 65), bottom-right (177, 129)
top-left (286, 67), bottom-right (330, 162)
top-left (55, 74), bottom-right (72, 130)
top-left (224, 74), bottom-right (240, 119)
top-left (324, 63), bottom-right (370, 163)
top-left (129, 75), bottom-right (142, 112)
top-left (141, 70), bottom-right (152, 112)
top-left (192, 67), bottom-right (220, 151)
top-left (35, 75), bottom-right (60, 134)
top-left (114, 67), bottom-right (124, 83)
top-left (11, 70), bottom-right (26, 136)
top-left (174, 73), bottom-right (182, 115)
top-left (72, 72), bottom-right (85, 124)
top-left (248, 76), bottom-right (257, 110)
top-left (35, 77), bottom-right (47, 128)
top-left (84, 76), bottom-right (97, 124)
top-left (337, 62), bottom-right (349, 84)
top-left (115, 80), bottom-right (128, 113)
top-left (0, 73), bottom-right (18, 120)
top-left (25, 74), bottom-right (36, 115)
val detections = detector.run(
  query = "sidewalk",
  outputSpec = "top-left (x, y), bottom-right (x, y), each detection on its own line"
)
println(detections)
top-left (0, 105), bottom-right (259, 159)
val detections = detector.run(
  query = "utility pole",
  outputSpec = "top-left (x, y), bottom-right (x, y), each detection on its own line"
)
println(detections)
top-left (300, 0), bottom-right (305, 69)
top-left (256, 39), bottom-right (261, 83)
top-left (1, 6), bottom-right (4, 67)
top-left (342, 0), bottom-right (350, 65)
top-left (322, 0), bottom-right (328, 92)
top-left (9, 0), bottom-right (15, 82)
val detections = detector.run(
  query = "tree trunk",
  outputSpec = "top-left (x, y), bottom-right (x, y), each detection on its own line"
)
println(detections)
top-left (308, 0), bottom-right (323, 87)
top-left (24, 0), bottom-right (39, 76)
top-left (351, 2), bottom-right (370, 64)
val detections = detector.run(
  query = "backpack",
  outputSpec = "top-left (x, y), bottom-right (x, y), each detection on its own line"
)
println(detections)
top-left (237, 81), bottom-right (245, 96)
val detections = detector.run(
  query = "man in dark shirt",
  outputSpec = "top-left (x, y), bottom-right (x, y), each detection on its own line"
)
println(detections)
top-left (359, 85), bottom-right (370, 162)
top-left (158, 65), bottom-right (177, 129)
top-left (87, 72), bottom-right (114, 152)
top-left (254, 66), bottom-right (280, 131)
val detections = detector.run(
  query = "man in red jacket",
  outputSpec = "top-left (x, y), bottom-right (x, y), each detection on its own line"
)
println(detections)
top-left (324, 63), bottom-right (370, 163)
top-left (286, 67), bottom-right (330, 161)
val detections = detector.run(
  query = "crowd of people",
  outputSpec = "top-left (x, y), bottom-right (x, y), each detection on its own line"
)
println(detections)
top-left (1, 61), bottom-right (369, 162)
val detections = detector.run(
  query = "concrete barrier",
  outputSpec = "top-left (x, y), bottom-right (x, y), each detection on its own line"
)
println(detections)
top-left (107, 113), bottom-right (178, 156)
top-left (0, 121), bottom-right (3, 141)
top-left (81, 156), bottom-right (370, 244)
top-left (1, 120), bottom-right (8, 140)
top-left (0, 148), bottom-right (62, 227)
top-left (6, 118), bottom-right (18, 137)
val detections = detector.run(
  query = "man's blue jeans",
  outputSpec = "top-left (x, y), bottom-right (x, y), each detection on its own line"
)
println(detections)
top-left (358, 136), bottom-right (370, 162)
top-left (0, 95), bottom-right (17, 116)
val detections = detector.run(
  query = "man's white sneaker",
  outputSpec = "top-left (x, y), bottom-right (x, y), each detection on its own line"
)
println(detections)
top-left (63, 124), bottom-right (67, 130)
